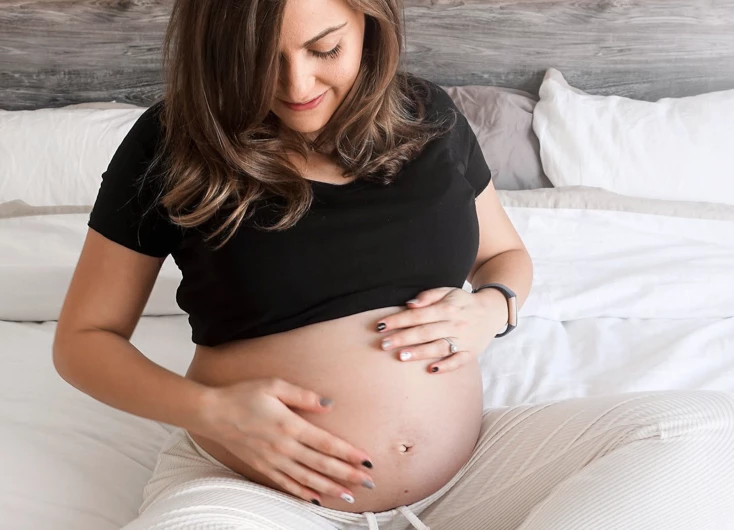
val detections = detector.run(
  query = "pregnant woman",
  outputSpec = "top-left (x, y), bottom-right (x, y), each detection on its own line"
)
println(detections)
top-left (53, 0), bottom-right (734, 527)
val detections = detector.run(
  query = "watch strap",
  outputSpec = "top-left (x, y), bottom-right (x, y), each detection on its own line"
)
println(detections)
top-left (472, 282), bottom-right (517, 337)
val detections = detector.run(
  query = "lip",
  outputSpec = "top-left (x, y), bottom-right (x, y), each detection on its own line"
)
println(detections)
top-left (281, 91), bottom-right (327, 111)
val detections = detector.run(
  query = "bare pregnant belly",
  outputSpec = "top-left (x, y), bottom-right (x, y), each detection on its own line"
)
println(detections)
top-left (185, 306), bottom-right (484, 513)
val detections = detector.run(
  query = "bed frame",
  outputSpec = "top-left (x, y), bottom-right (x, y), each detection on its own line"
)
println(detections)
top-left (1, 0), bottom-right (733, 110)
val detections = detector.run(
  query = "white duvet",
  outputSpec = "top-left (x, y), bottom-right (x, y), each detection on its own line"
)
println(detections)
top-left (1, 188), bottom-right (733, 529)
top-left (517, 208), bottom-right (734, 320)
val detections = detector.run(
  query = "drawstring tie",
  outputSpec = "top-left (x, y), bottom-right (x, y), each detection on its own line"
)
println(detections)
top-left (364, 506), bottom-right (431, 530)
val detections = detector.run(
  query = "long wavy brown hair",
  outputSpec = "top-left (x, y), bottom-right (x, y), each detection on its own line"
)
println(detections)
top-left (145, 0), bottom-right (455, 249)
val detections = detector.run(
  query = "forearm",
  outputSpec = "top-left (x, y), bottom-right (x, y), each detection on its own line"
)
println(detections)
top-left (469, 248), bottom-right (533, 332)
top-left (53, 329), bottom-right (214, 437)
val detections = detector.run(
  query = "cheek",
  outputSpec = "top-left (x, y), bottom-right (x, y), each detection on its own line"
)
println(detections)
top-left (329, 63), bottom-right (359, 89)
top-left (324, 47), bottom-right (362, 88)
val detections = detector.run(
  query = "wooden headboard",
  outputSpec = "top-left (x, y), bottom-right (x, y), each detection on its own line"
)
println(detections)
top-left (1, 0), bottom-right (733, 110)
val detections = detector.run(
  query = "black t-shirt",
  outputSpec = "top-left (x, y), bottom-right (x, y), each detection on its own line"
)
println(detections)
top-left (88, 77), bottom-right (492, 346)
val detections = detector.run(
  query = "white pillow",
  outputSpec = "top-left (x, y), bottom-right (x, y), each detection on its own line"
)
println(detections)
top-left (0, 105), bottom-right (146, 206)
top-left (532, 68), bottom-right (734, 205)
top-left (0, 213), bottom-right (184, 321)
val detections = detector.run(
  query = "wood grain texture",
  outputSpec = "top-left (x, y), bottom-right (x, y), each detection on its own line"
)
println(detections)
top-left (1, 0), bottom-right (733, 109)
top-left (401, 0), bottom-right (734, 99)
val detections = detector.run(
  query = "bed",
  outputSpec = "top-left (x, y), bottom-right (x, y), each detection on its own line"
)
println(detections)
top-left (1, 1), bottom-right (734, 528)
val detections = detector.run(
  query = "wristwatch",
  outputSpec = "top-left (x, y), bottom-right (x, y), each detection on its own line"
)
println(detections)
top-left (472, 282), bottom-right (517, 337)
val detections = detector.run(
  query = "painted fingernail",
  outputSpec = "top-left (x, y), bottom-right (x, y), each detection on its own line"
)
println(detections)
top-left (377, 322), bottom-right (386, 332)
top-left (381, 339), bottom-right (392, 350)
top-left (431, 366), bottom-right (439, 373)
top-left (407, 299), bottom-right (419, 305)
top-left (319, 397), bottom-right (333, 407)
top-left (362, 479), bottom-right (376, 489)
top-left (362, 460), bottom-right (373, 468)
top-left (341, 492), bottom-right (355, 504)
top-left (399, 351), bottom-right (412, 361)
top-left (311, 499), bottom-right (321, 506)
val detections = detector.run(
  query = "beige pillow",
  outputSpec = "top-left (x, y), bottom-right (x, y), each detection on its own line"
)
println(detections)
top-left (443, 85), bottom-right (551, 190)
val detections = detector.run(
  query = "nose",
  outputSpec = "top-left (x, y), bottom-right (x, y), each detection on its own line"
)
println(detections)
top-left (280, 56), bottom-right (316, 104)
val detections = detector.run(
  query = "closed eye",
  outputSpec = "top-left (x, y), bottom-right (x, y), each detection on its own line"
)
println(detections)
top-left (310, 44), bottom-right (342, 60)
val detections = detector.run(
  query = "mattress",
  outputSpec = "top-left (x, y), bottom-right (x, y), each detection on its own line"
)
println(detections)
top-left (2, 187), bottom-right (733, 529)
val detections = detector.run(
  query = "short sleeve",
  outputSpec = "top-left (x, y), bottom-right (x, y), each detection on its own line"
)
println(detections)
top-left (463, 123), bottom-right (493, 197)
top-left (88, 102), bottom-right (184, 258)
top-left (416, 76), bottom-right (493, 197)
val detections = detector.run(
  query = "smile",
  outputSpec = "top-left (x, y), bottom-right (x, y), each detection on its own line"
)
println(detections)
top-left (281, 91), bottom-right (327, 111)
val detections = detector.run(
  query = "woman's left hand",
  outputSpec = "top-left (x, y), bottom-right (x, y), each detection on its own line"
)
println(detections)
top-left (375, 287), bottom-right (508, 374)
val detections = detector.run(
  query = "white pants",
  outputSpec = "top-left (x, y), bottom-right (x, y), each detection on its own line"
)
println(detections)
top-left (121, 390), bottom-right (734, 530)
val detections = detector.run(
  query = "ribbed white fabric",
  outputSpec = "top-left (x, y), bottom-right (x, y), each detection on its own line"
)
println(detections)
top-left (121, 390), bottom-right (734, 530)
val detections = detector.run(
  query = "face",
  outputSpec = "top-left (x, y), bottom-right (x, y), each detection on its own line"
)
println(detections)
top-left (272, 0), bottom-right (366, 138)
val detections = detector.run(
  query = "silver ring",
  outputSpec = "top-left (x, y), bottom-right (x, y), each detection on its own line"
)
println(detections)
top-left (443, 337), bottom-right (460, 354)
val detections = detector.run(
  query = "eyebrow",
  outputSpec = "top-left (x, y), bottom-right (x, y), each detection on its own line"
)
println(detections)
top-left (302, 22), bottom-right (348, 48)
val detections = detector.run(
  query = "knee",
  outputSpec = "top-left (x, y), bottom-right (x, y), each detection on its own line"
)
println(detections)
top-left (620, 390), bottom-right (734, 442)
top-left (696, 390), bottom-right (734, 429)
top-left (663, 390), bottom-right (734, 439)
top-left (670, 391), bottom-right (734, 473)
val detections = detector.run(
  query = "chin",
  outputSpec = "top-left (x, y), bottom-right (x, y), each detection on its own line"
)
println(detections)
top-left (276, 113), bottom-right (332, 135)
top-left (285, 120), bottom-right (329, 134)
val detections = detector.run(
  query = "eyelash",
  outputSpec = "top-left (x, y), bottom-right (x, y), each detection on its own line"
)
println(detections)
top-left (310, 44), bottom-right (342, 60)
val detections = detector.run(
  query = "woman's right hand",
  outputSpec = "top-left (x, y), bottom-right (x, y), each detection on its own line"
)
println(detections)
top-left (194, 377), bottom-right (375, 505)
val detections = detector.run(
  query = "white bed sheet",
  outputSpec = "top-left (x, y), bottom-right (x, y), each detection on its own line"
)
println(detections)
top-left (2, 198), bottom-right (733, 529)
top-left (2, 314), bottom-right (733, 530)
